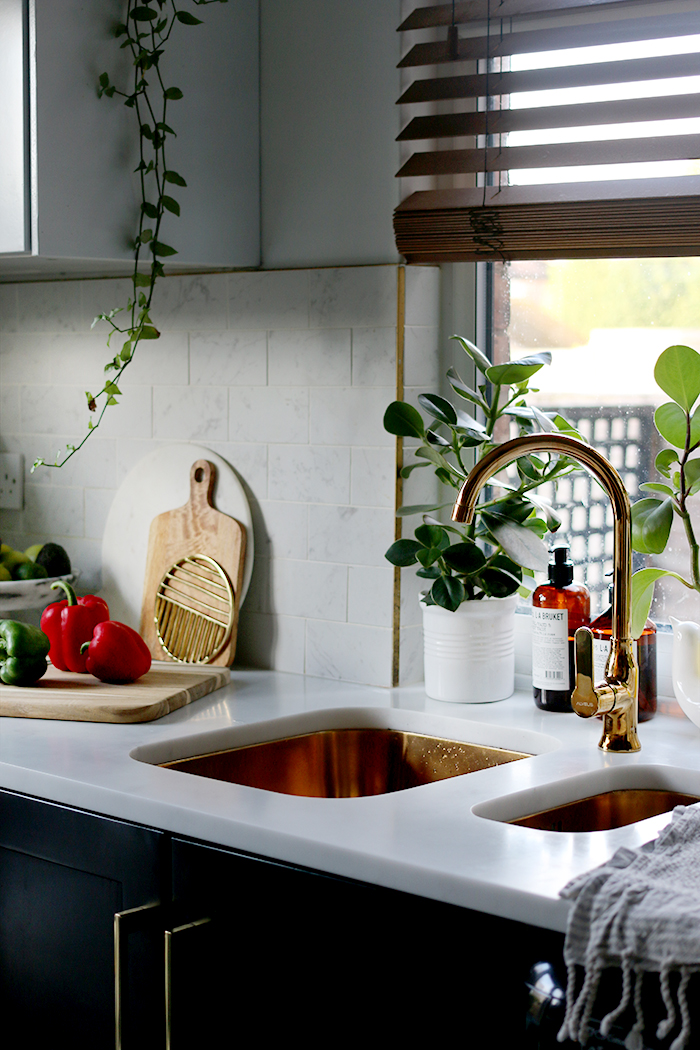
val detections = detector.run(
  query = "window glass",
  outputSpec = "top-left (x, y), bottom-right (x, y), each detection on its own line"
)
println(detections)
top-left (493, 257), bottom-right (700, 623)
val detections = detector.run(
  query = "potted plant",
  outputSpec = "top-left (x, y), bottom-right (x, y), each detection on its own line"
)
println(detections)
top-left (383, 335), bottom-right (580, 702)
top-left (628, 344), bottom-right (700, 726)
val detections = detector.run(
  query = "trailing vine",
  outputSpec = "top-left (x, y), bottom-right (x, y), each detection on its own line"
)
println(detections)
top-left (32, 0), bottom-right (227, 472)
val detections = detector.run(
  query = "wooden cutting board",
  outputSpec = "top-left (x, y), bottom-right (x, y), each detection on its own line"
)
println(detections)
top-left (0, 662), bottom-right (230, 723)
top-left (139, 460), bottom-right (246, 666)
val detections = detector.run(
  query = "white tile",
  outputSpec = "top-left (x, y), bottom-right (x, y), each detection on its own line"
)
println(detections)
top-left (255, 500), bottom-right (308, 560)
top-left (85, 487), bottom-right (116, 540)
top-left (309, 387), bottom-right (393, 446)
top-left (269, 446), bottom-right (350, 504)
top-left (399, 624), bottom-right (423, 685)
top-left (0, 386), bottom-right (20, 434)
top-left (204, 442), bottom-right (268, 501)
top-left (404, 326), bottom-right (441, 387)
top-left (229, 387), bottom-right (308, 445)
top-left (268, 328), bottom-right (351, 386)
top-left (308, 505), bottom-right (394, 566)
top-left (119, 333), bottom-right (189, 385)
top-left (352, 327), bottom-right (396, 386)
top-left (116, 439), bottom-right (167, 483)
top-left (153, 386), bottom-right (227, 442)
top-left (35, 437), bottom-right (117, 491)
top-left (309, 266), bottom-right (397, 329)
top-left (228, 270), bottom-right (309, 329)
top-left (404, 265), bottom-right (440, 327)
top-left (305, 621), bottom-right (393, 687)
top-left (235, 611), bottom-right (306, 674)
top-left (16, 281), bottom-right (82, 332)
top-left (399, 565), bottom-right (425, 627)
top-left (350, 447), bottom-right (395, 508)
top-left (190, 330), bottom-right (267, 386)
top-left (348, 565), bottom-right (394, 627)
top-left (24, 484), bottom-right (84, 537)
top-left (1, 333), bottom-right (87, 386)
top-left (64, 537), bottom-right (103, 593)
top-left (149, 273), bottom-right (228, 330)
top-left (0, 285), bottom-right (17, 332)
top-left (87, 386), bottom-right (153, 440)
top-left (269, 559), bottom-right (347, 621)
top-left (21, 384), bottom-right (153, 441)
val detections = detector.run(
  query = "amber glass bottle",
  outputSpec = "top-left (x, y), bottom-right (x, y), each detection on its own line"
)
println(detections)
top-left (590, 586), bottom-right (657, 722)
top-left (532, 546), bottom-right (591, 712)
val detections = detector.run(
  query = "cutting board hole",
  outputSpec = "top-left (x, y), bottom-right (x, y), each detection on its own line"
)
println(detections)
top-left (194, 466), bottom-right (205, 482)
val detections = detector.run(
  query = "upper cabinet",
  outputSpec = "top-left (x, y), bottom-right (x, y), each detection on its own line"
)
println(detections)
top-left (0, 0), bottom-right (260, 280)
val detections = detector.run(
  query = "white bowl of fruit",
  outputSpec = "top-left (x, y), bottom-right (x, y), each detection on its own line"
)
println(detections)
top-left (0, 543), bottom-right (77, 612)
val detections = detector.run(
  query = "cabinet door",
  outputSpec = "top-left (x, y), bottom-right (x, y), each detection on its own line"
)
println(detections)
top-left (170, 836), bottom-right (566, 1048)
top-left (0, 789), bottom-right (166, 1050)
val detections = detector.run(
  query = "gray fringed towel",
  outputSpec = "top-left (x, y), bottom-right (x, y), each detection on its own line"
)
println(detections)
top-left (558, 805), bottom-right (700, 1050)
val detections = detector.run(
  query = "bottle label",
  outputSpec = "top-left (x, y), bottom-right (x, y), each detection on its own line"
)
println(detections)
top-left (532, 608), bottom-right (569, 690)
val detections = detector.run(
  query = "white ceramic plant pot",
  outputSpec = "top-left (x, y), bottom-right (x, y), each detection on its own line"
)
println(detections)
top-left (670, 617), bottom-right (700, 729)
top-left (421, 594), bottom-right (517, 703)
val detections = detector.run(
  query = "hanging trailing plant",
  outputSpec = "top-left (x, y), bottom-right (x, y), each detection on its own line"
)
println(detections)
top-left (32, 0), bottom-right (227, 472)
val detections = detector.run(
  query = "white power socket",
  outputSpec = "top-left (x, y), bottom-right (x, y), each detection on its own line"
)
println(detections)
top-left (0, 454), bottom-right (24, 510)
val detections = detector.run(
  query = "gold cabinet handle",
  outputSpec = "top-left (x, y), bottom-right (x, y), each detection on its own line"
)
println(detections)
top-left (114, 902), bottom-right (162, 1050)
top-left (164, 917), bottom-right (211, 1050)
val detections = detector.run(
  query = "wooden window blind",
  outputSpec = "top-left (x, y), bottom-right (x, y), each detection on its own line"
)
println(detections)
top-left (394, 0), bottom-right (700, 261)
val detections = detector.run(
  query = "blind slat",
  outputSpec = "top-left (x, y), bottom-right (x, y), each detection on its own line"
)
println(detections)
top-left (398, 0), bottom-right (649, 31)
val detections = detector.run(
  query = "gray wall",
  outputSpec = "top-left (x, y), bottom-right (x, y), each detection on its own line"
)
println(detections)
top-left (260, 0), bottom-right (402, 268)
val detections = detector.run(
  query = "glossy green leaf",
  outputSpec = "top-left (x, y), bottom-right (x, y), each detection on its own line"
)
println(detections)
top-left (486, 352), bottom-right (551, 387)
top-left (151, 241), bottom-right (178, 256)
top-left (399, 462), bottom-right (429, 480)
top-left (416, 546), bottom-right (443, 568)
top-left (630, 567), bottom-right (689, 639)
top-left (430, 575), bottom-right (465, 612)
top-left (631, 497), bottom-right (673, 554)
top-left (415, 523), bottom-right (448, 549)
top-left (164, 87), bottom-right (184, 100)
top-left (384, 539), bottom-right (422, 566)
top-left (162, 195), bottom-right (180, 216)
top-left (484, 517), bottom-right (550, 571)
top-left (164, 170), bottom-right (187, 187)
top-left (446, 367), bottom-right (488, 410)
top-left (426, 429), bottom-right (451, 448)
top-left (442, 542), bottom-right (486, 575)
top-left (396, 500), bottom-right (447, 516)
top-left (654, 402), bottom-right (689, 449)
top-left (139, 325), bottom-right (160, 340)
top-left (418, 393), bottom-right (457, 426)
top-left (685, 457), bottom-right (700, 494)
top-left (383, 401), bottom-right (424, 438)
top-left (654, 344), bottom-right (700, 412)
top-left (655, 448), bottom-right (679, 477)
top-left (416, 567), bottom-right (441, 579)
top-left (639, 482), bottom-right (675, 496)
top-left (450, 334), bottom-right (491, 374)
top-left (175, 10), bottom-right (204, 24)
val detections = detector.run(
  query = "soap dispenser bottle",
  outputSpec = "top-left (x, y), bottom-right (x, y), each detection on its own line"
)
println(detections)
top-left (532, 546), bottom-right (591, 712)
top-left (590, 585), bottom-right (657, 722)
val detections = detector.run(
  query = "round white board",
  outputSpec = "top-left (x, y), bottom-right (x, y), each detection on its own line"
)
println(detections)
top-left (101, 444), bottom-right (253, 629)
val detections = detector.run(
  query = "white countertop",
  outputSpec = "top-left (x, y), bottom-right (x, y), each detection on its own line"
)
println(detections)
top-left (1, 668), bottom-right (699, 934)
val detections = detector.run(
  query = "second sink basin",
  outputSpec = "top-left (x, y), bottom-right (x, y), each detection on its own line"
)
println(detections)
top-left (132, 706), bottom-right (559, 799)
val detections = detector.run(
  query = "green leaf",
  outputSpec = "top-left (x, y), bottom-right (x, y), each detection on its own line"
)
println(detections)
top-left (164, 170), bottom-right (187, 187)
top-left (654, 402), bottom-right (690, 449)
top-left (164, 86), bottom-right (184, 100)
top-left (450, 335), bottom-right (491, 375)
top-left (655, 448), bottom-right (679, 477)
top-left (133, 272), bottom-right (151, 288)
top-left (120, 343), bottom-right (132, 363)
top-left (106, 395), bottom-right (119, 406)
top-left (383, 401), bottom-right (424, 438)
top-left (418, 393), bottom-right (457, 426)
top-left (430, 575), bottom-right (465, 612)
top-left (139, 325), bottom-right (160, 340)
top-left (162, 194), bottom-right (180, 216)
top-left (176, 10), bottom-right (204, 24)
top-left (654, 344), bottom-right (700, 412)
top-left (446, 367), bottom-right (489, 410)
top-left (131, 6), bottom-right (158, 20)
top-left (639, 482), bottom-right (675, 497)
top-left (415, 523), bottom-right (448, 549)
top-left (442, 542), bottom-right (486, 575)
top-left (684, 457), bottom-right (700, 494)
top-left (482, 516), bottom-right (550, 571)
top-left (630, 567), bottom-right (690, 639)
top-left (478, 566), bottom-right (520, 598)
top-left (141, 202), bottom-right (158, 219)
top-left (139, 228), bottom-right (153, 243)
top-left (156, 122), bottom-right (176, 136)
top-left (417, 546), bottom-right (443, 568)
top-left (426, 430), bottom-right (451, 448)
top-left (399, 462), bottom-right (430, 480)
top-left (631, 497), bottom-right (673, 554)
top-left (384, 539), bottom-right (422, 566)
top-left (151, 241), bottom-right (178, 257)
top-left (105, 381), bottom-right (121, 396)
top-left (486, 353), bottom-right (551, 387)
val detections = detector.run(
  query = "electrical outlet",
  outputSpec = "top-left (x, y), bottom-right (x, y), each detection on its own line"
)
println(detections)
top-left (0, 454), bottom-right (24, 510)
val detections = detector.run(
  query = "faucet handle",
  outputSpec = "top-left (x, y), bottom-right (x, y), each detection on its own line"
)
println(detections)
top-left (572, 627), bottom-right (598, 717)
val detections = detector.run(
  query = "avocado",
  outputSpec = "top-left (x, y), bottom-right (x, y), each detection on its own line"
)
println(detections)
top-left (35, 543), bottom-right (71, 578)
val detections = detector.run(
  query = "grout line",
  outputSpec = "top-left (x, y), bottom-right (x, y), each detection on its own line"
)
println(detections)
top-left (392, 265), bottom-right (405, 688)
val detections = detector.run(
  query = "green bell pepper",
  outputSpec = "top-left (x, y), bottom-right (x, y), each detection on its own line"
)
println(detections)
top-left (0, 620), bottom-right (51, 686)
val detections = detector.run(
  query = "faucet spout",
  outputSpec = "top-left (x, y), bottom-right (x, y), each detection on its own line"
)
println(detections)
top-left (452, 433), bottom-right (640, 752)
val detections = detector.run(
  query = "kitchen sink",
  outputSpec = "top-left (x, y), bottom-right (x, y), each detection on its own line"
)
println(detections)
top-left (474, 765), bottom-right (700, 832)
top-left (132, 707), bottom-right (559, 798)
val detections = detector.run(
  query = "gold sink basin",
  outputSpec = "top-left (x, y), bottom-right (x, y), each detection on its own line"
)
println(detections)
top-left (159, 727), bottom-right (533, 798)
top-left (510, 789), bottom-right (700, 833)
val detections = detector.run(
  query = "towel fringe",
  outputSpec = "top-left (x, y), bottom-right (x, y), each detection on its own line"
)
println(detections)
top-left (657, 962), bottom-right (676, 1041)
top-left (670, 967), bottom-right (692, 1050)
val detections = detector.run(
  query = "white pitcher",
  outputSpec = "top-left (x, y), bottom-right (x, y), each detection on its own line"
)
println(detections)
top-left (670, 617), bottom-right (700, 728)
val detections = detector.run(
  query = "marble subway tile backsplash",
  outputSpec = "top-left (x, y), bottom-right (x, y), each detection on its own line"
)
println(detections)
top-left (0, 264), bottom-right (440, 687)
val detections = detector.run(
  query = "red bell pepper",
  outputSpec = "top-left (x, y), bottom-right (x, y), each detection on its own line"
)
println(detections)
top-left (80, 621), bottom-right (152, 684)
top-left (40, 580), bottom-right (110, 673)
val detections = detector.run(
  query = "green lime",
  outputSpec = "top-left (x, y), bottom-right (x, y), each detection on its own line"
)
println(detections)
top-left (13, 561), bottom-right (49, 581)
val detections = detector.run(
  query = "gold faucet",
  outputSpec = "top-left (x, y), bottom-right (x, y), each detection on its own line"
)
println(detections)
top-left (452, 433), bottom-right (640, 753)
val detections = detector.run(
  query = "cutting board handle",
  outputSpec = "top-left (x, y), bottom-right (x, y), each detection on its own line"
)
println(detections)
top-left (189, 459), bottom-right (216, 512)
